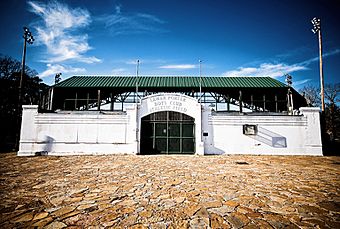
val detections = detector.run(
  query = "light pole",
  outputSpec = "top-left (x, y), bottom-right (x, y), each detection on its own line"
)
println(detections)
top-left (16, 26), bottom-right (34, 150)
top-left (311, 17), bottom-right (325, 112)
top-left (285, 74), bottom-right (293, 114)
top-left (18, 26), bottom-right (34, 108)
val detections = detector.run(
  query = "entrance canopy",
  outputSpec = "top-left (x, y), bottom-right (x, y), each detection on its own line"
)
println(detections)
top-left (51, 76), bottom-right (306, 112)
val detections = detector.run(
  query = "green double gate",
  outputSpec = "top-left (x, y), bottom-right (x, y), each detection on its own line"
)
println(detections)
top-left (140, 111), bottom-right (195, 154)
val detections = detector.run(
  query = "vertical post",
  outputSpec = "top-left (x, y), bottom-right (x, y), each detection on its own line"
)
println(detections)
top-left (97, 89), bottom-right (101, 111)
top-left (251, 94), bottom-right (254, 111)
top-left (263, 94), bottom-right (266, 111)
top-left (290, 92), bottom-right (294, 111)
top-left (199, 60), bottom-right (202, 143)
top-left (318, 29), bottom-right (325, 112)
top-left (311, 17), bottom-right (325, 112)
top-left (75, 92), bottom-right (78, 110)
top-left (199, 60), bottom-right (202, 104)
top-left (227, 95), bottom-right (230, 111)
top-left (136, 60), bottom-right (139, 104)
top-left (110, 93), bottom-right (114, 111)
top-left (49, 87), bottom-right (54, 111)
top-left (239, 90), bottom-right (243, 113)
top-left (215, 97), bottom-right (218, 111)
top-left (86, 92), bottom-right (89, 110)
top-left (287, 89), bottom-right (292, 114)
top-left (18, 38), bottom-right (27, 109)
top-left (275, 95), bottom-right (278, 113)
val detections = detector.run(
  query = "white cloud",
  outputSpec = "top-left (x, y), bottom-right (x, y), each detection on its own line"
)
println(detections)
top-left (111, 68), bottom-right (129, 75)
top-left (294, 79), bottom-right (312, 86)
top-left (223, 48), bottom-right (340, 78)
top-left (125, 60), bottom-right (140, 65)
top-left (298, 49), bottom-right (340, 66)
top-left (39, 63), bottom-right (85, 78)
top-left (28, 1), bottom-right (101, 64)
top-left (97, 5), bottom-right (166, 36)
top-left (159, 64), bottom-right (196, 70)
top-left (123, 59), bottom-right (167, 65)
top-left (223, 63), bottom-right (307, 78)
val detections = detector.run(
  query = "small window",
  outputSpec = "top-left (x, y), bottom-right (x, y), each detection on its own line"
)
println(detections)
top-left (243, 125), bottom-right (258, 135)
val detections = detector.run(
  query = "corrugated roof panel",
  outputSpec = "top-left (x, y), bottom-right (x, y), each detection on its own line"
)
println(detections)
top-left (55, 76), bottom-right (288, 89)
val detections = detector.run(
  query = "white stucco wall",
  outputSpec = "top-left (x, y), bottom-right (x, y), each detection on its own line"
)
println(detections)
top-left (202, 106), bottom-right (322, 155)
top-left (18, 97), bottom-right (322, 156)
top-left (18, 105), bottom-right (137, 156)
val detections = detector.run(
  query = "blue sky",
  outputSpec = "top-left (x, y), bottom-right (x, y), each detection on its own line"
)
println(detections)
top-left (0, 0), bottom-right (339, 88)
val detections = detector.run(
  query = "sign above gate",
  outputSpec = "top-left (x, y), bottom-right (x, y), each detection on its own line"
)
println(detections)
top-left (140, 93), bottom-right (200, 118)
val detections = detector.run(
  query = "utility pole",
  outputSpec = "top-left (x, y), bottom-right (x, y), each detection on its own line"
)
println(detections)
top-left (311, 17), bottom-right (325, 112)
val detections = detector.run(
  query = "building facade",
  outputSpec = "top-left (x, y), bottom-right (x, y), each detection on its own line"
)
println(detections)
top-left (18, 76), bottom-right (323, 156)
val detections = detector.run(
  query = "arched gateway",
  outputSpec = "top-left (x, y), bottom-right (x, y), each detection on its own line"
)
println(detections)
top-left (138, 93), bottom-right (203, 155)
top-left (140, 111), bottom-right (195, 154)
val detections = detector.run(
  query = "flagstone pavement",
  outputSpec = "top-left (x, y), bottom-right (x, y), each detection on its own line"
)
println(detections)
top-left (0, 152), bottom-right (339, 228)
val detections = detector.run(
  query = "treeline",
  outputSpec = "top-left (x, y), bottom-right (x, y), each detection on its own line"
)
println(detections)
top-left (0, 55), bottom-right (49, 152)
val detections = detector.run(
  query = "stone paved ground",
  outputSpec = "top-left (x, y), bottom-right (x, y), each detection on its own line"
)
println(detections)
top-left (0, 153), bottom-right (339, 229)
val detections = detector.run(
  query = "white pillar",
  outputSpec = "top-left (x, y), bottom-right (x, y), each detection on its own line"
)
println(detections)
top-left (18, 105), bottom-right (38, 156)
top-left (300, 107), bottom-right (323, 155)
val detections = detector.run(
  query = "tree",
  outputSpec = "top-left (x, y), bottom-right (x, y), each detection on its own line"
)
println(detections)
top-left (300, 85), bottom-right (321, 107)
top-left (300, 83), bottom-right (340, 153)
top-left (0, 55), bottom-right (48, 152)
top-left (324, 83), bottom-right (340, 141)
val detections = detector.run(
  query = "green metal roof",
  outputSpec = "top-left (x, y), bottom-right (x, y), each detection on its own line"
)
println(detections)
top-left (55, 76), bottom-right (288, 88)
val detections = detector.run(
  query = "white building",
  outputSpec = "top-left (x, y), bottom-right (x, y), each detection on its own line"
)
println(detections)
top-left (18, 76), bottom-right (323, 156)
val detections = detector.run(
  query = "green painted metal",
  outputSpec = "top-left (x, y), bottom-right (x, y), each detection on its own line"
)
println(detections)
top-left (55, 76), bottom-right (288, 88)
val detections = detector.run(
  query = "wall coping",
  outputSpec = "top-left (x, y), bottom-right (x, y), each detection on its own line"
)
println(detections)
top-left (299, 107), bottom-right (320, 112)
top-left (22, 105), bottom-right (38, 110)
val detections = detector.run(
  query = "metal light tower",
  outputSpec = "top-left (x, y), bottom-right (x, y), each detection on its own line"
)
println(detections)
top-left (19, 26), bottom-right (34, 107)
top-left (55, 73), bottom-right (62, 84)
top-left (285, 74), bottom-right (293, 114)
top-left (311, 17), bottom-right (325, 112)
top-left (16, 26), bottom-right (34, 150)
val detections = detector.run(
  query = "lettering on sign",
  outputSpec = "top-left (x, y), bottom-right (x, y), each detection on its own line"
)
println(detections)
top-left (148, 95), bottom-right (188, 113)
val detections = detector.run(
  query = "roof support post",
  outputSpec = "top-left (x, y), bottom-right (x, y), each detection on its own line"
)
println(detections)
top-left (97, 89), bottom-right (101, 111)
top-left (227, 95), bottom-right (230, 111)
top-left (75, 92), bottom-right (78, 110)
top-left (275, 95), bottom-right (278, 113)
top-left (49, 87), bottom-right (54, 111)
top-left (263, 94), bottom-right (266, 112)
top-left (86, 92), bottom-right (89, 110)
top-left (110, 93), bottom-right (114, 111)
top-left (239, 90), bottom-right (243, 113)
top-left (251, 94), bottom-right (254, 111)
top-left (215, 95), bottom-right (218, 111)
